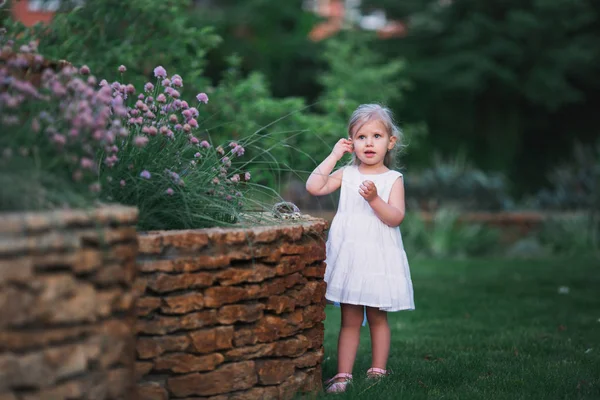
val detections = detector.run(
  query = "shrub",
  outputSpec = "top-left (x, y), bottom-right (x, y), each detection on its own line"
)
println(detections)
top-left (0, 37), bottom-right (268, 230)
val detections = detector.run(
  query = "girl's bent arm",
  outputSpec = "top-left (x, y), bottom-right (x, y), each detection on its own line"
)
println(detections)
top-left (306, 155), bottom-right (344, 196)
top-left (368, 177), bottom-right (406, 227)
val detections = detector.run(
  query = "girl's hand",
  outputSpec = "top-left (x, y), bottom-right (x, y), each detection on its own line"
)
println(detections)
top-left (359, 180), bottom-right (378, 202)
top-left (331, 138), bottom-right (353, 160)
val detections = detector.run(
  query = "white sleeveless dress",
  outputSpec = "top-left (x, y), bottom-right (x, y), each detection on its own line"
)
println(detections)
top-left (324, 165), bottom-right (415, 312)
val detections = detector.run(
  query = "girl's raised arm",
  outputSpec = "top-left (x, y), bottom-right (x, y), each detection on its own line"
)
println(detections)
top-left (306, 138), bottom-right (352, 196)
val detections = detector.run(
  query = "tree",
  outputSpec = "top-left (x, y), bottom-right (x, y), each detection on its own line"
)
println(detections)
top-left (362, 0), bottom-right (600, 192)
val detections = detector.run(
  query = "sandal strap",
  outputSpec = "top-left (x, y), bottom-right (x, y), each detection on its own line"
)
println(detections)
top-left (325, 372), bottom-right (353, 385)
top-left (367, 368), bottom-right (388, 375)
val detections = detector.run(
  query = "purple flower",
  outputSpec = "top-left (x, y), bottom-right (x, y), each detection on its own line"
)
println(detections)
top-left (212, 177), bottom-right (220, 184)
top-left (140, 170), bottom-right (151, 179)
top-left (180, 100), bottom-right (189, 109)
top-left (144, 82), bottom-right (154, 92)
top-left (183, 124), bottom-right (191, 133)
top-left (118, 65), bottom-right (127, 73)
top-left (80, 157), bottom-right (94, 169)
top-left (244, 172), bottom-right (251, 181)
top-left (79, 65), bottom-right (90, 75)
top-left (166, 188), bottom-right (174, 196)
top-left (182, 109), bottom-right (192, 120)
top-left (52, 134), bottom-right (66, 146)
top-left (134, 135), bottom-right (149, 148)
top-left (189, 107), bottom-right (199, 118)
top-left (174, 124), bottom-right (182, 131)
top-left (216, 146), bottom-right (224, 155)
top-left (200, 140), bottom-right (210, 149)
top-left (169, 114), bottom-right (178, 123)
top-left (99, 79), bottom-right (109, 87)
top-left (190, 136), bottom-right (199, 144)
top-left (226, 195), bottom-right (233, 201)
top-left (229, 142), bottom-right (238, 148)
top-left (232, 145), bottom-right (245, 157)
top-left (196, 92), bottom-right (209, 104)
top-left (160, 126), bottom-right (169, 135)
top-left (153, 66), bottom-right (167, 78)
top-left (162, 78), bottom-right (171, 87)
top-left (147, 126), bottom-right (158, 136)
top-left (156, 93), bottom-right (167, 103)
top-left (230, 175), bottom-right (240, 183)
top-left (188, 118), bottom-right (198, 128)
top-left (221, 157), bottom-right (231, 167)
top-left (172, 77), bottom-right (183, 87)
top-left (194, 152), bottom-right (201, 158)
top-left (120, 179), bottom-right (126, 187)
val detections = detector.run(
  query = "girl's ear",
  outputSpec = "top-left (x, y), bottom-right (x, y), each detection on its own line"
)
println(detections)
top-left (388, 135), bottom-right (397, 150)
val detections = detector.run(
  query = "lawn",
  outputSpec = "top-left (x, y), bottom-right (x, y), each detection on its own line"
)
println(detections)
top-left (313, 257), bottom-right (600, 399)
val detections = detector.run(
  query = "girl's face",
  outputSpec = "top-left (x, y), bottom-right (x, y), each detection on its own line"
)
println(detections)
top-left (350, 119), bottom-right (396, 167)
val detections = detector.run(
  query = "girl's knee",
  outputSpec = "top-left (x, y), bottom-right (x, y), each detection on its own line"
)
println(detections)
top-left (366, 307), bottom-right (388, 325)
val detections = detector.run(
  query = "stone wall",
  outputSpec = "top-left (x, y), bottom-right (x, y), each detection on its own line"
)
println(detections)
top-left (135, 218), bottom-right (329, 400)
top-left (0, 206), bottom-right (139, 399)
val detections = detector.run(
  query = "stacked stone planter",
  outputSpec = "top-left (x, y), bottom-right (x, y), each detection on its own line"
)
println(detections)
top-left (135, 217), bottom-right (328, 400)
top-left (0, 206), bottom-right (139, 399)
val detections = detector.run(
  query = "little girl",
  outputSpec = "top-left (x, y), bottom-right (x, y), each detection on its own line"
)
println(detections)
top-left (305, 104), bottom-right (414, 393)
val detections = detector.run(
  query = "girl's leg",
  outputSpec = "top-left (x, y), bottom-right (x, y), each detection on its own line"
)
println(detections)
top-left (366, 307), bottom-right (390, 370)
top-left (337, 303), bottom-right (364, 375)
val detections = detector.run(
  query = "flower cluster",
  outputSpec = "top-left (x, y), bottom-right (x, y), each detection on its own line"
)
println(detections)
top-left (0, 34), bottom-right (252, 219)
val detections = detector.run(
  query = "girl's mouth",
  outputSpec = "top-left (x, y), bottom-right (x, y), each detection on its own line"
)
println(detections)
top-left (364, 150), bottom-right (376, 157)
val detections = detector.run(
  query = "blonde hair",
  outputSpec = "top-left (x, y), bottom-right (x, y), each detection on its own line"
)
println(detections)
top-left (347, 104), bottom-right (403, 168)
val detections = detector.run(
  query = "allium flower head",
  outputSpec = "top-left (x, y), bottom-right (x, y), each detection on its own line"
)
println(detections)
top-left (230, 175), bottom-right (240, 183)
top-left (232, 145), bottom-right (245, 157)
top-left (156, 93), bottom-right (167, 103)
top-left (144, 82), bottom-right (154, 92)
top-left (118, 65), bottom-right (127, 73)
top-left (153, 66), bottom-right (167, 78)
top-left (196, 92), bottom-right (209, 104)
top-left (166, 188), bottom-right (174, 196)
top-left (194, 152), bottom-right (201, 158)
top-left (162, 78), bottom-right (171, 87)
top-left (140, 170), bottom-right (151, 179)
top-left (200, 140), bottom-right (211, 149)
top-left (79, 65), bottom-right (91, 75)
top-left (244, 172), bottom-right (251, 181)
top-left (120, 179), bottom-right (126, 187)
top-left (190, 136), bottom-right (199, 144)
top-left (134, 135), bottom-right (149, 148)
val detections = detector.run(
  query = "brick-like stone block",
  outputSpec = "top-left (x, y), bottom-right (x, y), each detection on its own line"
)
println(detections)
top-left (189, 326), bottom-right (234, 354)
top-left (161, 292), bottom-right (205, 315)
top-left (217, 303), bottom-right (265, 324)
top-left (167, 361), bottom-right (257, 397)
top-left (256, 359), bottom-right (296, 385)
top-left (214, 264), bottom-right (276, 286)
top-left (154, 352), bottom-right (225, 373)
top-left (137, 310), bottom-right (217, 335)
top-left (147, 272), bottom-right (214, 293)
top-left (136, 335), bottom-right (190, 359)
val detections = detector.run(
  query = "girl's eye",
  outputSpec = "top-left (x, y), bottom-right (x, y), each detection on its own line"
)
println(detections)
top-left (358, 135), bottom-right (365, 140)
top-left (375, 134), bottom-right (381, 138)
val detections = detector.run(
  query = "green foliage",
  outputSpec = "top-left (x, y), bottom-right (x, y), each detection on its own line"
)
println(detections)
top-left (405, 153), bottom-right (513, 211)
top-left (6, 0), bottom-right (221, 88)
top-left (402, 208), bottom-right (500, 258)
top-left (535, 214), bottom-right (599, 256)
top-left (361, 0), bottom-right (600, 190)
top-left (192, 0), bottom-right (323, 99)
top-left (317, 33), bottom-right (406, 119)
top-left (533, 141), bottom-right (600, 211)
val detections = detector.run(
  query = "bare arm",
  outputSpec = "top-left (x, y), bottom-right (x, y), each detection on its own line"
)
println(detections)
top-left (306, 138), bottom-right (352, 196)
top-left (359, 177), bottom-right (405, 227)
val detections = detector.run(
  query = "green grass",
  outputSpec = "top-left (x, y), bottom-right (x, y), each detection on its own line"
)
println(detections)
top-left (311, 257), bottom-right (600, 399)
